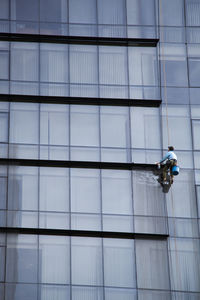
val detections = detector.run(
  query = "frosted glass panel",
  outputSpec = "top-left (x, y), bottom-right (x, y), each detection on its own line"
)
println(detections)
top-left (6, 235), bottom-right (38, 283)
top-left (11, 43), bottom-right (39, 81)
top-left (72, 286), bottom-right (103, 300)
top-left (103, 239), bottom-right (136, 288)
top-left (159, 0), bottom-right (184, 26)
top-left (169, 238), bottom-right (200, 292)
top-left (102, 170), bottom-right (132, 215)
top-left (72, 237), bottom-right (103, 286)
top-left (131, 107), bottom-right (161, 149)
top-left (8, 166), bottom-right (38, 211)
top-left (0, 112), bottom-right (8, 142)
top-left (70, 106), bottom-right (99, 147)
top-left (70, 45), bottom-right (98, 84)
top-left (98, 0), bottom-right (126, 25)
top-left (41, 285), bottom-right (70, 300)
top-left (129, 47), bottom-right (158, 86)
top-left (40, 0), bottom-right (68, 22)
top-left (5, 283), bottom-right (37, 300)
top-left (136, 239), bottom-right (170, 290)
top-left (0, 42), bottom-right (9, 80)
top-left (127, 0), bottom-right (156, 25)
top-left (99, 46), bottom-right (128, 85)
top-left (69, 0), bottom-right (96, 24)
top-left (39, 236), bottom-right (70, 284)
top-left (40, 44), bottom-right (68, 83)
top-left (71, 169), bottom-right (100, 213)
top-left (11, 0), bottom-right (39, 21)
top-left (186, 0), bottom-right (200, 26)
top-left (40, 168), bottom-right (69, 212)
top-left (40, 105), bottom-right (69, 146)
top-left (101, 107), bottom-right (129, 148)
top-left (192, 120), bottom-right (200, 150)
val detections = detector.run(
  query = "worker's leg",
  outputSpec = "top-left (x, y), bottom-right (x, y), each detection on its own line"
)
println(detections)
top-left (162, 164), bottom-right (168, 181)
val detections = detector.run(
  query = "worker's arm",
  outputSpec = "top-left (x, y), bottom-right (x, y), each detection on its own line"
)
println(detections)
top-left (159, 152), bottom-right (170, 164)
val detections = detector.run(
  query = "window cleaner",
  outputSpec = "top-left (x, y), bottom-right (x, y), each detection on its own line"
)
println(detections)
top-left (155, 146), bottom-right (179, 193)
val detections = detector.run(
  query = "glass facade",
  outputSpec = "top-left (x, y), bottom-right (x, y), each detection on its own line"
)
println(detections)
top-left (0, 0), bottom-right (200, 299)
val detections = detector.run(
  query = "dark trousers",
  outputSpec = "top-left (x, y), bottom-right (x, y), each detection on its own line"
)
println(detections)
top-left (162, 160), bottom-right (177, 181)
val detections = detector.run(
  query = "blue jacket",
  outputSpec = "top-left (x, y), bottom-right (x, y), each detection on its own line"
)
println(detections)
top-left (160, 151), bottom-right (177, 164)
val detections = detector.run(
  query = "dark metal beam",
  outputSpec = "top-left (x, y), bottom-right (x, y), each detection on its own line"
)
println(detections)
top-left (0, 94), bottom-right (162, 107)
top-left (0, 32), bottom-right (159, 47)
top-left (0, 158), bottom-right (157, 171)
top-left (0, 227), bottom-right (168, 240)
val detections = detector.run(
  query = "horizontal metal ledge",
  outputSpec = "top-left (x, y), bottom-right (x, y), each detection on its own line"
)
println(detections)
top-left (0, 227), bottom-right (168, 240)
top-left (0, 94), bottom-right (161, 107)
top-left (0, 33), bottom-right (159, 47)
top-left (0, 158), bottom-right (157, 171)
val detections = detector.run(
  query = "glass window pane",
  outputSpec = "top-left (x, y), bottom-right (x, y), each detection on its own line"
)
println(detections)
top-left (186, 0), bottom-right (200, 26)
top-left (162, 105), bottom-right (192, 150)
top-left (40, 44), bottom-right (68, 83)
top-left (6, 235), bottom-right (38, 283)
top-left (99, 46), bottom-right (128, 85)
top-left (0, 112), bottom-right (8, 142)
top-left (10, 104), bottom-right (39, 144)
top-left (133, 171), bottom-right (165, 216)
top-left (39, 236), bottom-right (70, 284)
top-left (129, 47), bottom-right (158, 86)
top-left (8, 166), bottom-right (38, 211)
top-left (70, 45), bottom-right (98, 84)
top-left (11, 43), bottom-right (39, 82)
top-left (104, 239), bottom-right (136, 288)
top-left (71, 169), bottom-right (100, 213)
top-left (40, 0), bottom-right (68, 22)
top-left (40, 105), bottom-right (69, 146)
top-left (72, 286), bottom-right (103, 300)
top-left (159, 0), bottom-right (184, 26)
top-left (192, 120), bottom-right (200, 150)
top-left (105, 288), bottom-right (137, 300)
top-left (127, 0), bottom-right (156, 25)
top-left (160, 44), bottom-right (188, 87)
top-left (98, 0), bottom-right (126, 25)
top-left (136, 239), bottom-right (170, 290)
top-left (41, 285), bottom-right (70, 300)
top-left (189, 59), bottom-right (200, 86)
top-left (102, 170), bottom-right (132, 215)
top-left (101, 107), bottom-right (129, 148)
top-left (169, 238), bottom-right (200, 292)
top-left (0, 0), bottom-right (9, 19)
top-left (0, 42), bottom-right (9, 80)
top-left (5, 283), bottom-right (37, 300)
top-left (71, 237), bottom-right (103, 285)
top-left (11, 0), bottom-right (39, 21)
top-left (69, 0), bottom-right (96, 24)
top-left (70, 106), bottom-right (99, 147)
top-left (138, 290), bottom-right (171, 300)
top-left (166, 170), bottom-right (197, 218)
top-left (130, 107), bottom-right (161, 149)
top-left (40, 168), bottom-right (69, 212)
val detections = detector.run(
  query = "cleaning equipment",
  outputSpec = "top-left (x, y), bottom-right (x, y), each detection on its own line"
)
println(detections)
top-left (172, 165), bottom-right (179, 176)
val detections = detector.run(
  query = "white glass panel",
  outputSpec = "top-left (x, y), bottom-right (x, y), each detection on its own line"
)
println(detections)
top-left (70, 147), bottom-right (100, 162)
top-left (138, 290), bottom-right (171, 300)
top-left (40, 44), bottom-right (68, 83)
top-left (71, 169), bottom-right (100, 213)
top-left (71, 237), bottom-right (103, 285)
top-left (103, 215), bottom-right (133, 233)
top-left (0, 112), bottom-right (8, 142)
top-left (162, 105), bottom-right (192, 150)
top-left (6, 235), bottom-right (38, 283)
top-left (39, 236), bottom-right (70, 284)
top-left (40, 0), bottom-right (68, 23)
top-left (10, 104), bottom-right (39, 144)
top-left (11, 43), bottom-right (39, 81)
top-left (127, 0), bottom-right (156, 25)
top-left (71, 213), bottom-right (101, 231)
top-left (0, 42), bottom-right (9, 80)
top-left (102, 170), bottom-right (132, 214)
top-left (136, 239), bottom-right (170, 290)
top-left (168, 218), bottom-right (199, 238)
top-left (159, 0), bottom-right (184, 26)
top-left (11, 0), bottom-right (39, 21)
top-left (40, 168), bottom-right (69, 212)
top-left (72, 286), bottom-right (103, 300)
top-left (105, 288), bottom-right (137, 300)
top-left (7, 211), bottom-right (38, 228)
top-left (186, 0), bottom-right (200, 26)
top-left (131, 107), bottom-right (161, 149)
top-left (169, 238), bottom-right (200, 292)
top-left (8, 166), bottom-right (38, 211)
top-left (41, 285), bottom-right (70, 300)
top-left (40, 83), bottom-right (69, 97)
top-left (70, 45), bottom-right (98, 84)
top-left (99, 46), bottom-right (128, 85)
top-left (69, 0), bottom-right (96, 24)
top-left (40, 105), bottom-right (69, 146)
top-left (39, 212), bottom-right (70, 230)
top-left (104, 239), bottom-right (135, 288)
top-left (166, 170), bottom-right (197, 218)
top-left (129, 47), bottom-right (158, 86)
top-left (172, 292), bottom-right (200, 300)
top-left (101, 107), bottom-right (129, 148)
top-left (5, 283), bottom-right (37, 300)
top-left (133, 171), bottom-right (165, 216)
top-left (70, 106), bottom-right (99, 147)
top-left (98, 0), bottom-right (125, 25)
top-left (192, 120), bottom-right (200, 150)
top-left (101, 148), bottom-right (130, 163)
top-left (0, 0), bottom-right (9, 19)
top-left (134, 216), bottom-right (167, 235)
